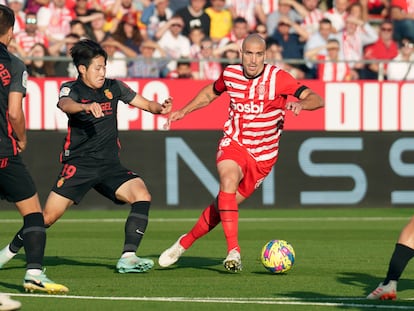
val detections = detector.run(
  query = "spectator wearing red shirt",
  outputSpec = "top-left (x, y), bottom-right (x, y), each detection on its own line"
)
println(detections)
top-left (361, 20), bottom-right (399, 79)
top-left (389, 0), bottom-right (414, 42)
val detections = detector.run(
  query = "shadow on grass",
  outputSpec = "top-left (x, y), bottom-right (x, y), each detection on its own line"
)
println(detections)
top-left (337, 271), bottom-right (414, 300)
top-left (152, 255), bottom-right (226, 273)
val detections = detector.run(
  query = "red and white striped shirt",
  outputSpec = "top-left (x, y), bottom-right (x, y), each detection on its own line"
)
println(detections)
top-left (317, 55), bottom-right (350, 81)
top-left (214, 64), bottom-right (306, 162)
top-left (15, 31), bottom-right (49, 53)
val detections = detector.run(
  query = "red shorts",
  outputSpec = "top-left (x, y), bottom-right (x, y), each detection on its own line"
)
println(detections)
top-left (216, 137), bottom-right (276, 198)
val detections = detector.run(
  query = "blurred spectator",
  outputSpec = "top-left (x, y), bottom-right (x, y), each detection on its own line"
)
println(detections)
top-left (218, 41), bottom-right (240, 69)
top-left (105, 0), bottom-right (147, 37)
top-left (304, 18), bottom-right (334, 78)
top-left (50, 33), bottom-right (80, 77)
top-left (169, 0), bottom-right (189, 12)
top-left (192, 37), bottom-right (221, 79)
top-left (156, 14), bottom-right (191, 73)
top-left (167, 58), bottom-right (195, 78)
top-left (262, 0), bottom-right (281, 16)
top-left (69, 19), bottom-right (89, 38)
top-left (101, 36), bottom-right (136, 78)
top-left (266, 0), bottom-right (304, 37)
top-left (299, 0), bottom-right (325, 36)
top-left (323, 0), bottom-right (349, 33)
top-left (265, 37), bottom-right (284, 66)
top-left (7, 0), bottom-right (26, 34)
top-left (188, 25), bottom-right (205, 59)
top-left (26, 43), bottom-right (55, 77)
top-left (36, 0), bottom-right (75, 44)
top-left (366, 0), bottom-right (388, 17)
top-left (255, 23), bottom-right (268, 39)
top-left (218, 16), bottom-right (249, 48)
top-left (71, 0), bottom-right (90, 17)
top-left (25, 0), bottom-right (51, 15)
top-left (362, 20), bottom-right (398, 80)
top-left (305, 38), bottom-right (358, 81)
top-left (141, 0), bottom-right (173, 40)
top-left (332, 15), bottom-right (378, 74)
top-left (14, 12), bottom-right (49, 53)
top-left (176, 0), bottom-right (211, 37)
top-left (225, 0), bottom-right (266, 31)
top-left (271, 16), bottom-right (309, 78)
top-left (128, 39), bottom-right (170, 78)
top-left (347, 1), bottom-right (368, 22)
top-left (205, 0), bottom-right (232, 43)
top-left (389, 0), bottom-right (414, 42)
top-left (112, 12), bottom-right (144, 53)
top-left (7, 37), bottom-right (27, 59)
top-left (83, 9), bottom-right (111, 43)
top-left (387, 38), bottom-right (414, 80)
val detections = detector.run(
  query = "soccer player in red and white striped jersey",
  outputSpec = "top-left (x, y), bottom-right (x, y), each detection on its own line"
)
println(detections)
top-left (159, 33), bottom-right (324, 272)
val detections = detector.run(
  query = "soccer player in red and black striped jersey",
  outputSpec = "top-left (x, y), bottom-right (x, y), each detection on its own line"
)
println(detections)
top-left (159, 33), bottom-right (324, 272)
top-left (0, 39), bottom-right (172, 274)
top-left (0, 4), bottom-right (68, 294)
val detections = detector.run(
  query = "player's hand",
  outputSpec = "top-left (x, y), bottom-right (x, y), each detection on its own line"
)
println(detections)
top-left (159, 97), bottom-right (173, 115)
top-left (163, 110), bottom-right (185, 130)
top-left (16, 138), bottom-right (27, 153)
top-left (84, 102), bottom-right (104, 118)
top-left (286, 101), bottom-right (303, 116)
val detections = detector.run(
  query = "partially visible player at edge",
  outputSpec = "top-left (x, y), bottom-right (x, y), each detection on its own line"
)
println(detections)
top-left (0, 39), bottom-right (172, 274)
top-left (366, 220), bottom-right (414, 299)
top-left (159, 33), bottom-right (324, 272)
top-left (0, 4), bottom-right (68, 294)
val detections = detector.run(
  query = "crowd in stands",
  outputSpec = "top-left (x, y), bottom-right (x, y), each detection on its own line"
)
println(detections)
top-left (3, 0), bottom-right (414, 81)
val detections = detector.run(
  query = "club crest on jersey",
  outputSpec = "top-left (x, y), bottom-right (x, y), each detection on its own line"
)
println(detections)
top-left (57, 177), bottom-right (65, 188)
top-left (257, 84), bottom-right (266, 95)
top-left (104, 89), bottom-right (113, 99)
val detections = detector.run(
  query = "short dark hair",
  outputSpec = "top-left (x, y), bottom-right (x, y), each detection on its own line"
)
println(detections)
top-left (70, 39), bottom-right (107, 69)
top-left (0, 5), bottom-right (15, 36)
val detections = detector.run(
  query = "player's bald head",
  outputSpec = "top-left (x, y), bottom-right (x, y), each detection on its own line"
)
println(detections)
top-left (242, 34), bottom-right (266, 51)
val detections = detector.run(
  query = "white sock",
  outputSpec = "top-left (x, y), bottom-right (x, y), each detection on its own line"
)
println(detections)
top-left (4, 244), bottom-right (17, 258)
top-left (121, 252), bottom-right (135, 259)
top-left (26, 269), bottom-right (42, 276)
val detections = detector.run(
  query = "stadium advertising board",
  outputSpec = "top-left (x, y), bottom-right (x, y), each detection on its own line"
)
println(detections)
top-left (7, 79), bottom-right (412, 209)
top-left (25, 78), bottom-right (414, 131)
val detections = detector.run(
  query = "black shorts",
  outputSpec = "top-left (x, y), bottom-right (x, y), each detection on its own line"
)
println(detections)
top-left (0, 155), bottom-right (37, 203)
top-left (51, 159), bottom-right (141, 205)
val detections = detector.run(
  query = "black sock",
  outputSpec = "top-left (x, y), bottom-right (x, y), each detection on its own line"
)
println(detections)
top-left (384, 243), bottom-right (414, 284)
top-left (22, 212), bottom-right (46, 270)
top-left (9, 228), bottom-right (24, 253)
top-left (122, 201), bottom-right (150, 254)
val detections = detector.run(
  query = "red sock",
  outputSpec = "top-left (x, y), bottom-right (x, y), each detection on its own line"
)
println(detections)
top-left (180, 203), bottom-right (221, 249)
top-left (218, 191), bottom-right (239, 253)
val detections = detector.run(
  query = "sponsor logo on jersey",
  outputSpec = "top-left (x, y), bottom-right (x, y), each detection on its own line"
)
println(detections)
top-left (60, 87), bottom-right (71, 97)
top-left (0, 64), bottom-right (11, 86)
top-left (231, 102), bottom-right (264, 113)
top-left (104, 89), bottom-right (113, 99)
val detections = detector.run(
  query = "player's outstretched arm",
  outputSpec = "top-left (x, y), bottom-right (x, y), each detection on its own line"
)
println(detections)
top-left (129, 94), bottom-right (173, 115)
top-left (58, 97), bottom-right (104, 118)
top-left (286, 89), bottom-right (324, 116)
top-left (164, 83), bottom-right (218, 130)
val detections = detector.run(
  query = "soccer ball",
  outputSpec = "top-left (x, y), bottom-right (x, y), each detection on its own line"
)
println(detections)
top-left (260, 239), bottom-right (295, 273)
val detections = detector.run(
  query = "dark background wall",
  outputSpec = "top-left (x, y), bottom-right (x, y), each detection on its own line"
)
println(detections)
top-left (1, 130), bottom-right (413, 210)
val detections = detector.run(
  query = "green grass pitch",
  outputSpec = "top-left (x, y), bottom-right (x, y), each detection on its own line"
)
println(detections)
top-left (1, 208), bottom-right (414, 311)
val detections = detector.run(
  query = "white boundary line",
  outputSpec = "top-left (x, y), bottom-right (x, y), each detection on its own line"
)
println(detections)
top-left (3, 293), bottom-right (414, 309)
top-left (0, 216), bottom-right (410, 224)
